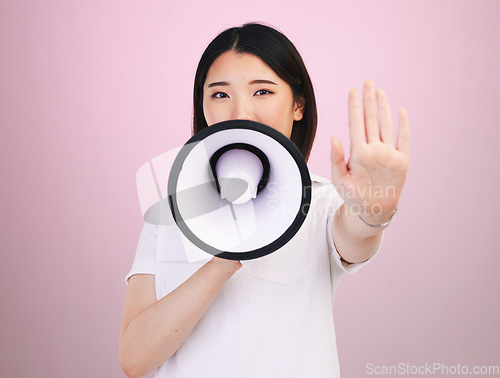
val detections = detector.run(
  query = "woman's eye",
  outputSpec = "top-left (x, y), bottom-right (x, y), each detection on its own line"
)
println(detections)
top-left (254, 89), bottom-right (273, 96)
top-left (212, 92), bottom-right (229, 99)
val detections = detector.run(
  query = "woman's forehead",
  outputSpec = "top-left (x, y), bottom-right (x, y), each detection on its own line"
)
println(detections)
top-left (205, 51), bottom-right (282, 85)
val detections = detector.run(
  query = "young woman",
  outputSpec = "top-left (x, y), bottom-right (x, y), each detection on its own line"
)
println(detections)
top-left (119, 23), bottom-right (409, 378)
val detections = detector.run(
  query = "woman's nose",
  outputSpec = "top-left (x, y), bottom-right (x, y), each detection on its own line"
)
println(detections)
top-left (231, 99), bottom-right (254, 121)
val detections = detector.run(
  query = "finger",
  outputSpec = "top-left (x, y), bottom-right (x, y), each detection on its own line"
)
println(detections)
top-left (363, 79), bottom-right (380, 143)
top-left (396, 108), bottom-right (410, 156)
top-left (330, 137), bottom-right (348, 187)
top-left (376, 89), bottom-right (394, 144)
top-left (348, 88), bottom-right (365, 149)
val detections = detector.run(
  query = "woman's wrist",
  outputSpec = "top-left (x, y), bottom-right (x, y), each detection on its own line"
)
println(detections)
top-left (356, 208), bottom-right (398, 228)
top-left (336, 204), bottom-right (396, 240)
top-left (208, 257), bottom-right (242, 277)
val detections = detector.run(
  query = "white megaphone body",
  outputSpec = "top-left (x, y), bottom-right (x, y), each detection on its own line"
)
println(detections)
top-left (137, 120), bottom-right (311, 261)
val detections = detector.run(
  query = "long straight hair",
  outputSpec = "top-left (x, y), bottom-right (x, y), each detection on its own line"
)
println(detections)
top-left (192, 23), bottom-right (317, 162)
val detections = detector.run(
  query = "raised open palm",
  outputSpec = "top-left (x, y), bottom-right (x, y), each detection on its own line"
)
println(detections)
top-left (330, 79), bottom-right (410, 224)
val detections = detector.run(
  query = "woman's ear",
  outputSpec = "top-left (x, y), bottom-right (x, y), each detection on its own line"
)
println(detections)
top-left (293, 96), bottom-right (305, 121)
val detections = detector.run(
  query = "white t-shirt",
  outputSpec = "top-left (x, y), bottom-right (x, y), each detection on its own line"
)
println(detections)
top-left (126, 173), bottom-right (380, 378)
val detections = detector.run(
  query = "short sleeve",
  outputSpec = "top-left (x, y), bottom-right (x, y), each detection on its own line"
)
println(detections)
top-left (125, 221), bottom-right (158, 284)
top-left (325, 185), bottom-right (383, 274)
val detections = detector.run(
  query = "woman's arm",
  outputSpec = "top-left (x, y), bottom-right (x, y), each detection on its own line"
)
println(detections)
top-left (331, 203), bottom-right (387, 264)
top-left (119, 257), bottom-right (241, 378)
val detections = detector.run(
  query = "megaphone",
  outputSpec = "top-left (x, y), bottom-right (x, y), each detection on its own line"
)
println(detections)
top-left (141, 119), bottom-right (311, 261)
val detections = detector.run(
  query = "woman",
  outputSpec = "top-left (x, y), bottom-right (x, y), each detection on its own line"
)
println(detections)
top-left (119, 22), bottom-right (409, 378)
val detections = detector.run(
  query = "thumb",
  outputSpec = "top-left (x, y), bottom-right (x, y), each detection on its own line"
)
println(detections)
top-left (330, 137), bottom-right (347, 187)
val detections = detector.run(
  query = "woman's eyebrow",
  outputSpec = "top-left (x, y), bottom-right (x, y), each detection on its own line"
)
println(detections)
top-left (207, 79), bottom-right (278, 88)
top-left (249, 79), bottom-right (277, 85)
top-left (207, 81), bottom-right (229, 88)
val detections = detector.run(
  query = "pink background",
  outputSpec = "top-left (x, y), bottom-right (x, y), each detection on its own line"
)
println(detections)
top-left (1, 1), bottom-right (499, 377)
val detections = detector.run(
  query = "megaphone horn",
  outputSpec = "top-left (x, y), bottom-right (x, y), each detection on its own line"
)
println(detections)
top-left (164, 119), bottom-right (311, 261)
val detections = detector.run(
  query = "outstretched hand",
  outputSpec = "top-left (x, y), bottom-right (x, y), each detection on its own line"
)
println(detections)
top-left (330, 79), bottom-right (410, 225)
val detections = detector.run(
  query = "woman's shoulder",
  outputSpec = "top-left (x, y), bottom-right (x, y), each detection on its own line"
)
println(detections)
top-left (308, 172), bottom-right (343, 210)
top-left (309, 172), bottom-right (331, 185)
top-left (309, 172), bottom-right (335, 195)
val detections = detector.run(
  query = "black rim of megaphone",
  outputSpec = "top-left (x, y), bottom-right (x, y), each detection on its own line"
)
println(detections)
top-left (168, 119), bottom-right (312, 261)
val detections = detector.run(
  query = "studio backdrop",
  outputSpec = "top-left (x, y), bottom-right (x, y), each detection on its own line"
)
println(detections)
top-left (0, 1), bottom-right (499, 377)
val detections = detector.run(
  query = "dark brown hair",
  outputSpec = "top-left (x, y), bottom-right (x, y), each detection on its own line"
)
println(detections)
top-left (192, 23), bottom-right (317, 161)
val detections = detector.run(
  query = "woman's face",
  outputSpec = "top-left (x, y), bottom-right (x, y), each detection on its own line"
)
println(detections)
top-left (203, 50), bottom-right (304, 138)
